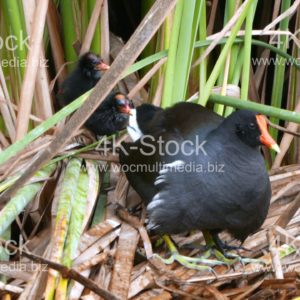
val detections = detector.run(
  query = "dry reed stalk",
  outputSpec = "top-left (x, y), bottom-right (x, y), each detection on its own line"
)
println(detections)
top-left (80, 0), bottom-right (104, 55)
top-left (47, 0), bottom-right (68, 84)
top-left (15, 0), bottom-right (50, 140)
top-left (22, 0), bottom-right (53, 121)
top-left (128, 58), bottom-right (167, 100)
top-left (101, 0), bottom-right (110, 64)
top-left (267, 228), bottom-right (284, 279)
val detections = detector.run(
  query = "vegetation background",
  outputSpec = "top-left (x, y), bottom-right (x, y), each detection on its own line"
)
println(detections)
top-left (0, 0), bottom-right (299, 299)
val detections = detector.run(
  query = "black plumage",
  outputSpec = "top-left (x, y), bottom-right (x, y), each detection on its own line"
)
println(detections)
top-left (135, 104), bottom-right (163, 135)
top-left (56, 52), bottom-right (132, 136)
top-left (127, 103), bottom-right (163, 141)
top-left (120, 102), bottom-right (278, 246)
top-left (57, 52), bottom-right (110, 107)
top-left (84, 92), bottom-right (133, 136)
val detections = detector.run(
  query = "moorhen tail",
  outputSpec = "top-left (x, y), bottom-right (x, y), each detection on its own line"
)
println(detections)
top-left (57, 52), bottom-right (110, 107)
top-left (120, 102), bottom-right (280, 273)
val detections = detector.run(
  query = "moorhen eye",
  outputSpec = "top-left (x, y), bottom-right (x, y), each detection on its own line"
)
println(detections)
top-left (248, 123), bottom-right (256, 129)
top-left (56, 51), bottom-right (109, 107)
top-left (84, 92), bottom-right (133, 136)
top-left (56, 53), bottom-right (129, 137)
top-left (120, 103), bottom-right (280, 274)
top-left (117, 99), bottom-right (126, 106)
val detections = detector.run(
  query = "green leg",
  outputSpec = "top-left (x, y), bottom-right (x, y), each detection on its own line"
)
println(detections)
top-left (152, 235), bottom-right (226, 277)
top-left (202, 231), bottom-right (266, 266)
top-left (202, 231), bottom-right (240, 265)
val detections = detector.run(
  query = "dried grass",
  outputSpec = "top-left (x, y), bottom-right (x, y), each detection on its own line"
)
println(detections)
top-left (1, 1), bottom-right (300, 299)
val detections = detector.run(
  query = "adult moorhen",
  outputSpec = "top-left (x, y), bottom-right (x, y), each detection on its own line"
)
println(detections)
top-left (57, 52), bottom-right (132, 136)
top-left (119, 102), bottom-right (280, 273)
top-left (127, 103), bottom-right (163, 141)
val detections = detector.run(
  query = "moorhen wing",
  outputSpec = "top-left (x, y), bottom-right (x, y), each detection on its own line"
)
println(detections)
top-left (119, 102), bottom-right (280, 273)
top-left (57, 52), bottom-right (132, 136)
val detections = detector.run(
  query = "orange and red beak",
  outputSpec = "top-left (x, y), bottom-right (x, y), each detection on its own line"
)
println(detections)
top-left (256, 115), bottom-right (280, 153)
top-left (96, 60), bottom-right (110, 71)
top-left (119, 102), bottom-right (132, 115)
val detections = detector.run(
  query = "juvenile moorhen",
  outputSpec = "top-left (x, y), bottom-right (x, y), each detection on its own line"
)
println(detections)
top-left (84, 92), bottom-right (132, 136)
top-left (120, 102), bottom-right (280, 273)
top-left (57, 52), bottom-right (132, 136)
top-left (57, 52), bottom-right (110, 107)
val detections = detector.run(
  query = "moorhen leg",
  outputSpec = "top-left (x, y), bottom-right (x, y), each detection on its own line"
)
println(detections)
top-left (184, 231), bottom-right (266, 267)
top-left (152, 235), bottom-right (227, 277)
top-left (211, 232), bottom-right (266, 266)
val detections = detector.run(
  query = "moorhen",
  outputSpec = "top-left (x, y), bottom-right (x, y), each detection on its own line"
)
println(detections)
top-left (120, 102), bottom-right (280, 273)
top-left (57, 52), bottom-right (110, 107)
top-left (127, 103), bottom-right (163, 141)
top-left (57, 52), bottom-right (132, 136)
top-left (84, 91), bottom-right (132, 136)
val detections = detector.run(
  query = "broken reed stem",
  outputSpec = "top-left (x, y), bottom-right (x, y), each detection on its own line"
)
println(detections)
top-left (275, 192), bottom-right (300, 228)
top-left (267, 228), bottom-right (284, 279)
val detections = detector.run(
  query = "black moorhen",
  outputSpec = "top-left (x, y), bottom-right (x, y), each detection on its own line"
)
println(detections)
top-left (127, 103), bottom-right (163, 141)
top-left (57, 52), bottom-right (110, 107)
top-left (84, 92), bottom-right (132, 136)
top-left (120, 102), bottom-right (280, 273)
top-left (57, 52), bottom-right (132, 136)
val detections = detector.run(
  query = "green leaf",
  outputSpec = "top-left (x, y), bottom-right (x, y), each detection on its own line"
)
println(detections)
top-left (0, 163), bottom-right (57, 236)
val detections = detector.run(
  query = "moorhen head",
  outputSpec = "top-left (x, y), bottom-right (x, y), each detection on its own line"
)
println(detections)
top-left (84, 92), bottom-right (133, 137)
top-left (57, 52), bottom-right (110, 107)
top-left (127, 103), bottom-right (163, 141)
top-left (78, 52), bottom-right (110, 79)
top-left (120, 102), bottom-right (280, 271)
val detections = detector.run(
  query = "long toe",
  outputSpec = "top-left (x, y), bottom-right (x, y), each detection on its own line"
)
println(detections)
top-left (152, 252), bottom-right (221, 278)
top-left (211, 248), bottom-right (267, 270)
top-left (211, 248), bottom-right (240, 266)
top-left (239, 257), bottom-right (266, 265)
top-left (220, 240), bottom-right (252, 255)
top-left (128, 201), bottom-right (143, 215)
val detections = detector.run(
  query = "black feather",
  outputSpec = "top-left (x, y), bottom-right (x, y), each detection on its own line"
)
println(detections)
top-left (120, 103), bottom-right (271, 243)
